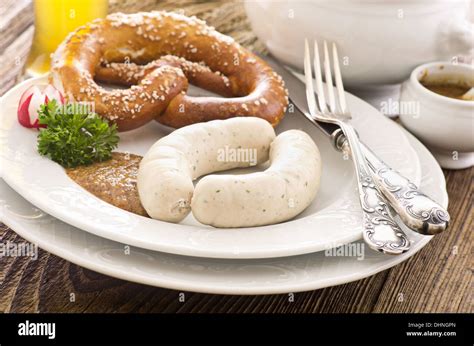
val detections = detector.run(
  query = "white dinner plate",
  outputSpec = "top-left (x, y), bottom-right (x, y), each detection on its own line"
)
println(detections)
top-left (0, 76), bottom-right (420, 259)
top-left (0, 129), bottom-right (447, 294)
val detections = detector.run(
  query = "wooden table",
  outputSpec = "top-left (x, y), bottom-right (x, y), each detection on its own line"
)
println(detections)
top-left (0, 0), bottom-right (472, 313)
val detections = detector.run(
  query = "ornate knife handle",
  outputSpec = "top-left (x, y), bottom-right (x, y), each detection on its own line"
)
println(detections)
top-left (363, 146), bottom-right (449, 235)
top-left (333, 129), bottom-right (450, 235)
top-left (339, 125), bottom-right (411, 255)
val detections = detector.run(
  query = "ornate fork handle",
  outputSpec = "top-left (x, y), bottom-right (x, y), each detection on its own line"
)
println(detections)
top-left (338, 124), bottom-right (411, 254)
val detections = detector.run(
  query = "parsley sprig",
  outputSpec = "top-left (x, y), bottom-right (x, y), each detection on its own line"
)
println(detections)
top-left (37, 100), bottom-right (119, 168)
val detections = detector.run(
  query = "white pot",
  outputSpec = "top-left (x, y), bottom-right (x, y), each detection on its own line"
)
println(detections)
top-left (399, 62), bottom-right (474, 169)
top-left (245, 0), bottom-right (474, 87)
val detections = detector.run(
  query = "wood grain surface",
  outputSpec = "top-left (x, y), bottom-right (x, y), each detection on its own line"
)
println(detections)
top-left (0, 0), bottom-right (472, 313)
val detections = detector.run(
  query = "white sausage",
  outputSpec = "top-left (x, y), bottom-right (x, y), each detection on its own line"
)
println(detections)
top-left (191, 130), bottom-right (322, 227)
top-left (137, 117), bottom-right (276, 222)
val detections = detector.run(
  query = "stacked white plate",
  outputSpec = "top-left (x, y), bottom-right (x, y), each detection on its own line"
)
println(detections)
top-left (0, 76), bottom-right (448, 294)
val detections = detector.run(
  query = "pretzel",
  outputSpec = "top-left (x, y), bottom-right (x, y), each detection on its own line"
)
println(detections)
top-left (51, 11), bottom-right (289, 131)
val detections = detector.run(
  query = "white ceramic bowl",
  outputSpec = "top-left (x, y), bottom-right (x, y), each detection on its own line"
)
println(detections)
top-left (399, 62), bottom-right (474, 169)
top-left (244, 0), bottom-right (473, 87)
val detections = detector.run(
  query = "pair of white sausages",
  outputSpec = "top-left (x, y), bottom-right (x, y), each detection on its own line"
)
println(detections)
top-left (137, 117), bottom-right (322, 227)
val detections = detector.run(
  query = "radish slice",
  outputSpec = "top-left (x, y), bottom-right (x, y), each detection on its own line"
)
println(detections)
top-left (17, 84), bottom-right (65, 128)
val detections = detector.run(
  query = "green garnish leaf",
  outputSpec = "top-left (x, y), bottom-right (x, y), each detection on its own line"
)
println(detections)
top-left (37, 100), bottom-right (119, 168)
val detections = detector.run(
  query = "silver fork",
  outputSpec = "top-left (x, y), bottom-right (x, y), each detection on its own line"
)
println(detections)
top-left (304, 39), bottom-right (410, 255)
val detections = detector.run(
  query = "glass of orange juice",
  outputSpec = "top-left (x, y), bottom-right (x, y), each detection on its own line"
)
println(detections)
top-left (25, 0), bottom-right (108, 77)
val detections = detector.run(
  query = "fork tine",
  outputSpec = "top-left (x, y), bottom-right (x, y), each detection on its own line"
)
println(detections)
top-left (332, 43), bottom-right (348, 114)
top-left (303, 39), bottom-right (318, 117)
top-left (323, 41), bottom-right (336, 113)
top-left (313, 40), bottom-right (327, 113)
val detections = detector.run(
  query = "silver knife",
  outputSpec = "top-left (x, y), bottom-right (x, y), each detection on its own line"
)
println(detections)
top-left (264, 54), bottom-right (449, 235)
